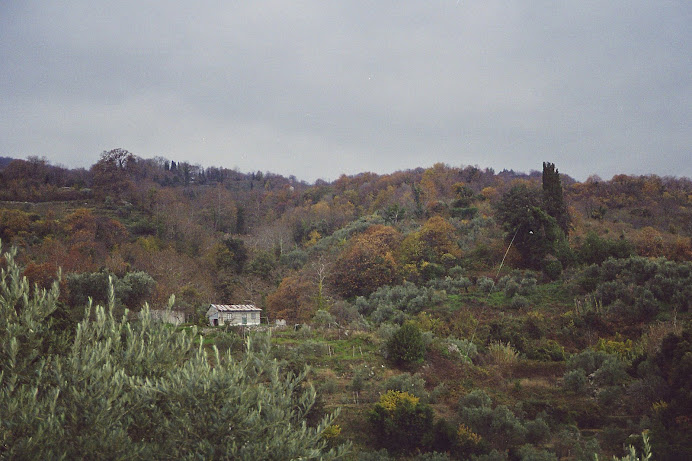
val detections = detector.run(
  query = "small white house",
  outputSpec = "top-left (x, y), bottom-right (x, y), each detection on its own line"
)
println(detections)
top-left (206, 304), bottom-right (262, 327)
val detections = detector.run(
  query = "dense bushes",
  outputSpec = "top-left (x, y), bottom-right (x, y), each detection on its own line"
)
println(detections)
top-left (369, 390), bottom-right (493, 458)
top-left (562, 349), bottom-right (628, 395)
top-left (426, 274), bottom-right (472, 295)
top-left (279, 249), bottom-right (308, 269)
top-left (0, 246), bottom-right (347, 459)
top-left (458, 390), bottom-right (530, 451)
top-left (476, 276), bottom-right (495, 293)
top-left (329, 225), bottom-right (402, 298)
top-left (369, 391), bottom-right (435, 453)
top-left (495, 183), bottom-right (573, 270)
top-left (354, 281), bottom-right (445, 324)
top-left (246, 250), bottom-right (276, 279)
top-left (568, 349), bottom-right (611, 375)
top-left (454, 390), bottom-right (568, 459)
top-left (65, 270), bottom-right (155, 310)
top-left (486, 318), bottom-right (528, 355)
top-left (387, 322), bottom-right (426, 367)
top-left (6, 146), bottom-right (692, 460)
top-left (563, 369), bottom-right (588, 394)
top-left (576, 257), bottom-right (692, 321)
top-left (646, 326), bottom-right (692, 460)
top-left (495, 273), bottom-right (538, 298)
top-left (577, 232), bottom-right (634, 265)
top-left (309, 215), bottom-right (385, 254)
top-left (383, 373), bottom-right (429, 400)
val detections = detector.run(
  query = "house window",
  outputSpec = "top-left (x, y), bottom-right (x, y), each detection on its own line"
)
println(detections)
top-left (251, 312), bottom-right (256, 320)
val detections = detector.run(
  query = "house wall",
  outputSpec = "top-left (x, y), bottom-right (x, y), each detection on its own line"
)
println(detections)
top-left (217, 310), bottom-right (260, 326)
top-left (208, 310), bottom-right (219, 326)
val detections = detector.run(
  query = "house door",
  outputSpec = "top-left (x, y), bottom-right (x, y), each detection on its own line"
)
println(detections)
top-left (213, 319), bottom-right (218, 326)
top-left (242, 316), bottom-right (247, 325)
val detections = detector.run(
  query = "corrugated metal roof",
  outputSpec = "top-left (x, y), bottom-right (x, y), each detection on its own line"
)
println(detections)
top-left (210, 304), bottom-right (262, 312)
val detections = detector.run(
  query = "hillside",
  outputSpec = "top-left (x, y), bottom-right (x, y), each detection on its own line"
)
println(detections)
top-left (1, 150), bottom-right (691, 459)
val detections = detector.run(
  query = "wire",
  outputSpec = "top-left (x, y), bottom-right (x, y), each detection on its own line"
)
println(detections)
top-left (495, 226), bottom-right (520, 279)
top-left (463, 225), bottom-right (520, 360)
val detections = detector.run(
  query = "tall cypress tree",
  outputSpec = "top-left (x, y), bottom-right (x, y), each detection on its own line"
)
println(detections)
top-left (542, 162), bottom-right (570, 235)
top-left (495, 184), bottom-right (560, 269)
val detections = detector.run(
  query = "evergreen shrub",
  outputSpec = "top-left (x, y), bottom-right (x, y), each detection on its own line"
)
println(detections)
top-left (369, 391), bottom-right (435, 453)
top-left (357, 281), bottom-right (445, 324)
top-left (518, 277), bottom-right (537, 295)
top-left (387, 322), bottom-right (426, 367)
top-left (568, 349), bottom-right (611, 375)
top-left (524, 417), bottom-right (551, 444)
top-left (592, 357), bottom-right (628, 387)
top-left (562, 369), bottom-right (588, 394)
top-left (280, 249), bottom-right (308, 269)
top-left (542, 258), bottom-right (563, 280)
top-left (509, 295), bottom-right (529, 310)
top-left (384, 373), bottom-right (429, 400)
top-left (526, 339), bottom-right (565, 362)
top-left (427, 275), bottom-right (472, 294)
top-left (504, 280), bottom-right (520, 298)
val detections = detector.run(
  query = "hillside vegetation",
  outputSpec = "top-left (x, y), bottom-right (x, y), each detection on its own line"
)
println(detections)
top-left (1, 151), bottom-right (691, 460)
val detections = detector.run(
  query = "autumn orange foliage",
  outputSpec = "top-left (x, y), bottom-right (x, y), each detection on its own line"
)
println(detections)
top-left (329, 225), bottom-right (402, 298)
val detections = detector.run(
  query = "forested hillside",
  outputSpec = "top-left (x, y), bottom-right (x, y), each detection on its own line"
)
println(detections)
top-left (2, 150), bottom-right (691, 460)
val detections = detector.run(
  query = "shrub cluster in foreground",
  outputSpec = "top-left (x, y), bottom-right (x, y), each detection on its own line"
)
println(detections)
top-left (0, 246), bottom-right (347, 459)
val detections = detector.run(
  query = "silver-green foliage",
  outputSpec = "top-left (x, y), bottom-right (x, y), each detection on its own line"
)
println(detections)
top-left (383, 373), bottom-right (429, 400)
top-left (476, 276), bottom-right (495, 293)
top-left (426, 275), bottom-right (472, 295)
top-left (0, 245), bottom-right (347, 460)
top-left (457, 390), bottom-right (527, 450)
top-left (562, 369), bottom-right (588, 394)
top-left (356, 281), bottom-right (445, 325)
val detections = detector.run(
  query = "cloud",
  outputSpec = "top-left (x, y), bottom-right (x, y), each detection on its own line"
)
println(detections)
top-left (1, 1), bottom-right (690, 182)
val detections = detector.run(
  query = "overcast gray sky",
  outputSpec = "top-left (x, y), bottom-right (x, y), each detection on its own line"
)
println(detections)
top-left (1, 1), bottom-right (690, 182)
